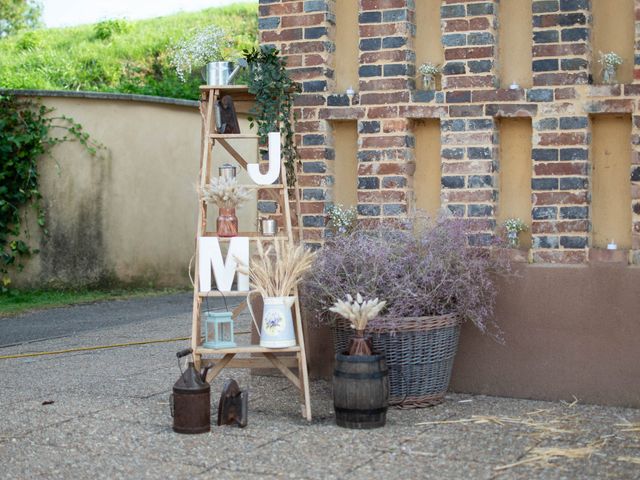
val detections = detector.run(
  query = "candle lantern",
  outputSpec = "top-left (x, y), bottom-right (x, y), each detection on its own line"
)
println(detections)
top-left (203, 311), bottom-right (236, 349)
top-left (218, 163), bottom-right (237, 180)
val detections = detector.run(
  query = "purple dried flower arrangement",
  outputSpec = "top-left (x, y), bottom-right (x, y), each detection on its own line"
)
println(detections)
top-left (301, 215), bottom-right (511, 339)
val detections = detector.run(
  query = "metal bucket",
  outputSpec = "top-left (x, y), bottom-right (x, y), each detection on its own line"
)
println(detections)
top-left (204, 61), bottom-right (235, 86)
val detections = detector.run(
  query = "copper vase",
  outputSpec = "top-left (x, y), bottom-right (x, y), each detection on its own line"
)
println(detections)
top-left (348, 330), bottom-right (373, 356)
top-left (217, 207), bottom-right (238, 237)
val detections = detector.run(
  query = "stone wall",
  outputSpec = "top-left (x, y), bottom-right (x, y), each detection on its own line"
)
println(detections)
top-left (258, 0), bottom-right (640, 265)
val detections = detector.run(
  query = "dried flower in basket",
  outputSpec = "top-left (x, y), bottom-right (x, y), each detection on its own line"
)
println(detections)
top-left (236, 239), bottom-right (317, 298)
top-left (329, 293), bottom-right (386, 332)
top-left (201, 177), bottom-right (251, 209)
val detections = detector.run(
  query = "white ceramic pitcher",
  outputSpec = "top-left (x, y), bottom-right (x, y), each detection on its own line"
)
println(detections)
top-left (247, 291), bottom-right (296, 348)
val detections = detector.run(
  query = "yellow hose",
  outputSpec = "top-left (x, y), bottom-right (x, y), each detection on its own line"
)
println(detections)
top-left (0, 337), bottom-right (190, 360)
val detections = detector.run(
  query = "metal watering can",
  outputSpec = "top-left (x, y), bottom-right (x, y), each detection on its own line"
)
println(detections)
top-left (203, 59), bottom-right (247, 85)
top-left (247, 291), bottom-right (297, 348)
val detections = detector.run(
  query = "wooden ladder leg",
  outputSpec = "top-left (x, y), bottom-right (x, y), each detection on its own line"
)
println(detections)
top-left (293, 292), bottom-right (312, 421)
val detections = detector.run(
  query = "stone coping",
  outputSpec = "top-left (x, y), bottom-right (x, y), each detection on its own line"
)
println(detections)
top-left (1, 89), bottom-right (199, 108)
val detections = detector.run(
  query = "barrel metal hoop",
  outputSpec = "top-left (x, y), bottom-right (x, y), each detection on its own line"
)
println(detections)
top-left (334, 370), bottom-right (389, 380)
top-left (334, 406), bottom-right (388, 415)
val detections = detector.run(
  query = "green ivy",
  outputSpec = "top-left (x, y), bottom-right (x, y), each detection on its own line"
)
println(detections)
top-left (243, 46), bottom-right (299, 187)
top-left (0, 93), bottom-right (100, 291)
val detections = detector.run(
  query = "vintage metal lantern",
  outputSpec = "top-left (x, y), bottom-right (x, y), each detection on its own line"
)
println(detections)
top-left (203, 311), bottom-right (236, 349)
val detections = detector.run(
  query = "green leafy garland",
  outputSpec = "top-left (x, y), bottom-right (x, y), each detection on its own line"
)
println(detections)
top-left (0, 94), bottom-right (99, 290)
top-left (243, 46), bottom-right (299, 186)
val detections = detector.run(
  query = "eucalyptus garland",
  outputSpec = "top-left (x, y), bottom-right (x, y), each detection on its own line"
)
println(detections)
top-left (0, 94), bottom-right (99, 290)
top-left (243, 46), bottom-right (299, 187)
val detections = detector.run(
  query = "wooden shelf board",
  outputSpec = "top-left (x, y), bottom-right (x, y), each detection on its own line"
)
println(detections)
top-left (196, 345), bottom-right (301, 355)
top-left (200, 233), bottom-right (288, 240)
top-left (210, 133), bottom-right (259, 139)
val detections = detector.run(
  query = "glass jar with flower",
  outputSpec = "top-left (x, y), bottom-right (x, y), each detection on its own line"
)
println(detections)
top-left (599, 51), bottom-right (623, 85)
top-left (418, 62), bottom-right (441, 90)
top-left (201, 177), bottom-right (251, 237)
top-left (503, 218), bottom-right (528, 248)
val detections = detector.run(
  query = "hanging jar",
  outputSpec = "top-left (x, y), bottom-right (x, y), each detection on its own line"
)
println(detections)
top-left (422, 73), bottom-right (435, 91)
top-left (217, 207), bottom-right (238, 237)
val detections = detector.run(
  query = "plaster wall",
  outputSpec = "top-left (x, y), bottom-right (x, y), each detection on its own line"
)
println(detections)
top-left (498, 0), bottom-right (533, 89)
top-left (334, 0), bottom-right (359, 92)
top-left (414, 0), bottom-right (445, 75)
top-left (413, 119), bottom-right (442, 216)
top-left (332, 121), bottom-right (358, 207)
top-left (592, 0), bottom-right (634, 84)
top-left (591, 114), bottom-right (632, 249)
top-left (498, 118), bottom-right (533, 249)
top-left (13, 94), bottom-right (257, 288)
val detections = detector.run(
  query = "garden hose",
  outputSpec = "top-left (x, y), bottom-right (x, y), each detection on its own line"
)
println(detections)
top-left (0, 329), bottom-right (252, 360)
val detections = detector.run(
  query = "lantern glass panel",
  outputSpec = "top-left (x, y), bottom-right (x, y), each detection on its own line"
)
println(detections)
top-left (203, 311), bottom-right (236, 348)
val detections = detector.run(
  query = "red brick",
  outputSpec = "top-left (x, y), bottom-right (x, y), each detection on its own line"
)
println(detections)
top-left (361, 135), bottom-right (408, 148)
top-left (360, 78), bottom-right (411, 91)
top-left (444, 75), bottom-right (495, 89)
top-left (443, 19), bottom-right (470, 32)
top-left (282, 41), bottom-right (327, 55)
top-left (532, 191), bottom-right (588, 205)
top-left (318, 107), bottom-right (365, 120)
top-left (294, 94), bottom-right (326, 107)
top-left (382, 118), bottom-right (410, 133)
top-left (441, 189), bottom-right (494, 203)
top-left (445, 46), bottom-right (494, 60)
top-left (281, 13), bottom-right (326, 28)
top-left (367, 105), bottom-right (399, 118)
top-left (305, 54), bottom-right (325, 66)
top-left (360, 50), bottom-right (412, 63)
top-left (588, 85), bottom-right (622, 97)
top-left (261, 28), bottom-right (303, 42)
top-left (532, 250), bottom-right (587, 264)
top-left (360, 23), bottom-right (402, 38)
top-left (295, 120), bottom-right (321, 132)
top-left (297, 174), bottom-right (326, 187)
top-left (485, 103), bottom-right (537, 117)
top-left (449, 105), bottom-right (485, 117)
top-left (469, 17), bottom-right (490, 30)
top-left (472, 89), bottom-right (524, 102)
top-left (259, 2), bottom-right (303, 16)
top-left (624, 85), bottom-right (640, 96)
top-left (586, 99), bottom-right (634, 113)
top-left (399, 105), bottom-right (448, 118)
top-left (297, 147), bottom-right (331, 160)
top-left (534, 162), bottom-right (587, 176)
top-left (532, 44), bottom-right (587, 57)
top-left (531, 220), bottom-right (589, 234)
top-left (533, 72), bottom-right (588, 86)
top-left (361, 0), bottom-right (406, 10)
top-left (300, 202), bottom-right (326, 214)
top-left (538, 132), bottom-right (587, 146)
top-left (442, 161), bottom-right (493, 174)
top-left (554, 87), bottom-right (577, 100)
top-left (360, 91), bottom-right (410, 105)
top-left (358, 191), bottom-right (406, 203)
top-left (441, 131), bottom-right (493, 145)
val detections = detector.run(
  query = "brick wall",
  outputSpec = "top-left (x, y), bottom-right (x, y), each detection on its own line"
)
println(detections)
top-left (258, 0), bottom-right (640, 264)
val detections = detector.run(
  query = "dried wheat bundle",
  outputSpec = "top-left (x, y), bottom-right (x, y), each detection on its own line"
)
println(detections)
top-left (494, 443), bottom-right (602, 471)
top-left (237, 239), bottom-right (316, 298)
top-left (618, 456), bottom-right (640, 465)
top-left (329, 293), bottom-right (386, 331)
top-left (200, 177), bottom-right (252, 208)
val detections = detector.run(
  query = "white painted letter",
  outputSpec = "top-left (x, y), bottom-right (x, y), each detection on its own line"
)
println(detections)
top-left (247, 132), bottom-right (281, 185)
top-left (198, 237), bottom-right (249, 292)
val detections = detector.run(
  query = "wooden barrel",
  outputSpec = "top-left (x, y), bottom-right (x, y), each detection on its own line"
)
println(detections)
top-left (333, 353), bottom-right (389, 429)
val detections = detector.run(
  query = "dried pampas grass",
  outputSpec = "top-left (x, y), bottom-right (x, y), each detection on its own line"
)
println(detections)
top-left (237, 239), bottom-right (316, 298)
top-left (201, 177), bottom-right (252, 208)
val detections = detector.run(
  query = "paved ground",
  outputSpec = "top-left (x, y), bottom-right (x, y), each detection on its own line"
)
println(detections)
top-left (1, 293), bottom-right (639, 479)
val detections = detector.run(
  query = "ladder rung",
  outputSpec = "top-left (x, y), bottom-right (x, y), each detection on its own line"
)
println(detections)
top-left (210, 134), bottom-right (260, 139)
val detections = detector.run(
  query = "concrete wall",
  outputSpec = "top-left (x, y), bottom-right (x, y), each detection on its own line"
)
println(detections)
top-left (12, 91), bottom-right (257, 288)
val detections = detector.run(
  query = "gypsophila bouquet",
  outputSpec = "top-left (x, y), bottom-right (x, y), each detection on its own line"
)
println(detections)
top-left (503, 218), bottom-right (527, 248)
top-left (418, 62), bottom-right (441, 76)
top-left (599, 51), bottom-right (623, 69)
top-left (201, 177), bottom-right (251, 209)
top-left (327, 204), bottom-right (357, 235)
top-left (170, 26), bottom-right (230, 82)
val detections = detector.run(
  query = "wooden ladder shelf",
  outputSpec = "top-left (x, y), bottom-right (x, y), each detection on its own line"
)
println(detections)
top-left (191, 86), bottom-right (311, 421)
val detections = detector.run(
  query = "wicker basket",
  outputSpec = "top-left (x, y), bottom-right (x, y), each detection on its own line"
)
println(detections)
top-left (332, 314), bottom-right (461, 408)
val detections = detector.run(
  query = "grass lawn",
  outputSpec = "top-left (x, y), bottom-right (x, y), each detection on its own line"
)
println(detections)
top-left (0, 287), bottom-right (189, 317)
